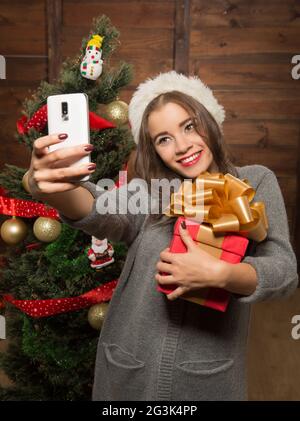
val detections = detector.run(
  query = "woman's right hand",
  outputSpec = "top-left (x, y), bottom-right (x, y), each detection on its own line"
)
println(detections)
top-left (28, 133), bottom-right (96, 199)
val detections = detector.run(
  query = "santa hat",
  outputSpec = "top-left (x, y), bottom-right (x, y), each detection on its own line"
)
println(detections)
top-left (128, 70), bottom-right (225, 145)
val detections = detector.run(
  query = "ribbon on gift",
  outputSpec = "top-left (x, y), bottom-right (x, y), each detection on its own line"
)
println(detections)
top-left (163, 171), bottom-right (268, 242)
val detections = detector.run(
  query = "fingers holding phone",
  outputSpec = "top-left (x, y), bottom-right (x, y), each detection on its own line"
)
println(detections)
top-left (33, 133), bottom-right (68, 158)
top-left (35, 135), bottom-right (94, 169)
top-left (28, 133), bottom-right (96, 197)
top-left (47, 93), bottom-right (91, 181)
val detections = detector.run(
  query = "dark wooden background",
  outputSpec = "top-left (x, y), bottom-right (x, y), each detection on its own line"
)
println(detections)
top-left (1, 0), bottom-right (300, 400)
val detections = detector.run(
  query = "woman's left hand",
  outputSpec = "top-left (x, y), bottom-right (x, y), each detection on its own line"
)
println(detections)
top-left (155, 222), bottom-right (228, 301)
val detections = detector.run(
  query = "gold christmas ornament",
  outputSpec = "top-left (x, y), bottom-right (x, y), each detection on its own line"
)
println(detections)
top-left (0, 216), bottom-right (28, 245)
top-left (33, 217), bottom-right (61, 242)
top-left (106, 100), bottom-right (128, 126)
top-left (22, 171), bottom-right (31, 193)
top-left (88, 302), bottom-right (109, 330)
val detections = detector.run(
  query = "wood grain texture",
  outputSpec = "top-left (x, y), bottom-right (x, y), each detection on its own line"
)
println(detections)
top-left (0, 57), bottom-right (48, 88)
top-left (0, 1), bottom-right (47, 55)
top-left (47, 0), bottom-right (63, 82)
top-left (223, 120), bottom-right (299, 147)
top-left (248, 289), bottom-right (300, 400)
top-left (174, 0), bottom-right (190, 74)
top-left (63, 0), bottom-right (175, 28)
top-left (191, 0), bottom-right (300, 29)
top-left (191, 58), bottom-right (298, 89)
top-left (216, 89), bottom-right (300, 121)
top-left (190, 27), bottom-right (300, 56)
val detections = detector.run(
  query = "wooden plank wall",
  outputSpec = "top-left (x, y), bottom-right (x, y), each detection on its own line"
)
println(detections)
top-left (0, 0), bottom-right (47, 169)
top-left (0, 0), bottom-right (300, 400)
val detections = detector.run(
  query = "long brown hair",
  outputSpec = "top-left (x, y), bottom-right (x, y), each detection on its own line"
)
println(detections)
top-left (134, 91), bottom-right (237, 227)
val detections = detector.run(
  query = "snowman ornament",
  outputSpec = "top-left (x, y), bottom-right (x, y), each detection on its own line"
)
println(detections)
top-left (80, 34), bottom-right (104, 81)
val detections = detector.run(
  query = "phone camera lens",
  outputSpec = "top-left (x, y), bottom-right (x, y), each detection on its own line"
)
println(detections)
top-left (62, 102), bottom-right (68, 115)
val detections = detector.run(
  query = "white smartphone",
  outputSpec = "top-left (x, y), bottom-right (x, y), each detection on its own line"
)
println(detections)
top-left (47, 93), bottom-right (91, 182)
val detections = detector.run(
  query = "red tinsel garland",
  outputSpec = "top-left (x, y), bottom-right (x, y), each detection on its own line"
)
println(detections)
top-left (3, 279), bottom-right (118, 318)
top-left (0, 195), bottom-right (59, 219)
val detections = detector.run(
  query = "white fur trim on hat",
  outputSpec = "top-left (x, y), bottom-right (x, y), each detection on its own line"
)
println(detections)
top-left (128, 70), bottom-right (225, 145)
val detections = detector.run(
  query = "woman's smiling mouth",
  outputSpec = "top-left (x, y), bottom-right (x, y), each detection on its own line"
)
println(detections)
top-left (177, 150), bottom-right (203, 167)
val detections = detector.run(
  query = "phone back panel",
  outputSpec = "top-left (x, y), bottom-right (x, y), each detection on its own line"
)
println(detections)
top-left (47, 93), bottom-right (90, 181)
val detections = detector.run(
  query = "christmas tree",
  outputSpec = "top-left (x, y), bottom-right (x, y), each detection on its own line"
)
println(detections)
top-left (0, 15), bottom-right (135, 400)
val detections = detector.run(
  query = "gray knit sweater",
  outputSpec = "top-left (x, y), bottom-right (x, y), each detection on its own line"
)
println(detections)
top-left (59, 164), bottom-right (298, 401)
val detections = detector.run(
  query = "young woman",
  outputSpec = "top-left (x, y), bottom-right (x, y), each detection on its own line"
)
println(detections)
top-left (28, 71), bottom-right (298, 401)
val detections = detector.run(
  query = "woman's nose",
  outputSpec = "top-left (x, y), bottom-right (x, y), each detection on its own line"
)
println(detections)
top-left (175, 136), bottom-right (192, 155)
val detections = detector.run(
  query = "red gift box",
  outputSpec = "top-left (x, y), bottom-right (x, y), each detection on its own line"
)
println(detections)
top-left (157, 216), bottom-right (249, 312)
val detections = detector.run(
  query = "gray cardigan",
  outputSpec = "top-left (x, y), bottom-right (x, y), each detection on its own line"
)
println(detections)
top-left (59, 164), bottom-right (298, 401)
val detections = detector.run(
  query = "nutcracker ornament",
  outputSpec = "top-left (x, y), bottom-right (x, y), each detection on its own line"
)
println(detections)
top-left (87, 236), bottom-right (114, 270)
top-left (80, 35), bottom-right (104, 81)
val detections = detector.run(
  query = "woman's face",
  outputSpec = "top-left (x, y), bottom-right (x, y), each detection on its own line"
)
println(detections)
top-left (148, 102), bottom-right (218, 179)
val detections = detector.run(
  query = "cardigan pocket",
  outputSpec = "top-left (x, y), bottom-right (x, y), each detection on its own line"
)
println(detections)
top-left (172, 359), bottom-right (235, 401)
top-left (102, 342), bottom-right (146, 400)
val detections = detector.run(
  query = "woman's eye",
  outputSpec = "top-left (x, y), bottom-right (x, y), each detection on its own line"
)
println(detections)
top-left (157, 137), bottom-right (170, 145)
top-left (185, 122), bottom-right (194, 131)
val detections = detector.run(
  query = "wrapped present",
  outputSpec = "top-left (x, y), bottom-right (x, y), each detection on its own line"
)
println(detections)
top-left (157, 216), bottom-right (250, 311)
top-left (157, 171), bottom-right (268, 312)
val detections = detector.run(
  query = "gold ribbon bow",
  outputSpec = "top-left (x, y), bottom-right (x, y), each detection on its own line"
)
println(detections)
top-left (163, 172), bottom-right (268, 242)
